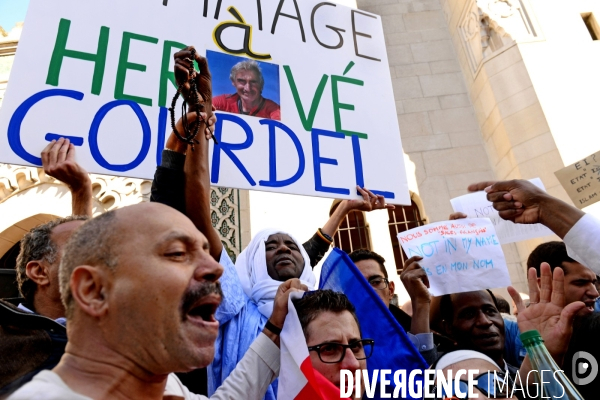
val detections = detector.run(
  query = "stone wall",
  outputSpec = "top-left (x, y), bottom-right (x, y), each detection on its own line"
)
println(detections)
top-left (356, 0), bottom-right (539, 291)
top-left (357, 0), bottom-right (496, 224)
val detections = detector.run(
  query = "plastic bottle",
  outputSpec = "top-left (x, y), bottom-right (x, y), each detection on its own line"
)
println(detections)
top-left (519, 330), bottom-right (584, 399)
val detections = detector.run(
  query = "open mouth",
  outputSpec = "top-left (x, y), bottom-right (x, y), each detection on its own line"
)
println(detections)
top-left (186, 294), bottom-right (221, 324)
top-left (584, 300), bottom-right (595, 311)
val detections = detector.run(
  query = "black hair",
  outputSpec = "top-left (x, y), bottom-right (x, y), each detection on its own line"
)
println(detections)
top-left (496, 297), bottom-right (511, 314)
top-left (527, 241), bottom-right (576, 276)
top-left (16, 215), bottom-right (89, 303)
top-left (293, 290), bottom-right (361, 341)
top-left (439, 289), bottom-right (500, 323)
top-left (348, 248), bottom-right (388, 279)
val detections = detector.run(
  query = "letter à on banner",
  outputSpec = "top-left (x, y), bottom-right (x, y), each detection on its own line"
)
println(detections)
top-left (0, 0), bottom-right (410, 204)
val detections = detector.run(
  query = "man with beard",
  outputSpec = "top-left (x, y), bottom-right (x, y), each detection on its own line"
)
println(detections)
top-left (503, 241), bottom-right (599, 369)
top-left (8, 202), bottom-right (302, 399)
top-left (527, 241), bottom-right (599, 312)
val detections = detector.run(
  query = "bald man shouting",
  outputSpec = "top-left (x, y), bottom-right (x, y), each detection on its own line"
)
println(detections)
top-left (9, 203), bottom-right (304, 399)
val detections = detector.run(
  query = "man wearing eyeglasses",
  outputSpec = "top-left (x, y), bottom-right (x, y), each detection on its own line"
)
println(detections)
top-left (293, 290), bottom-right (374, 399)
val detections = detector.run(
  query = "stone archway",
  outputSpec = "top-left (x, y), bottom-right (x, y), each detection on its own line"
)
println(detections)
top-left (0, 213), bottom-right (62, 298)
top-left (0, 164), bottom-right (153, 257)
top-left (0, 213), bottom-right (61, 259)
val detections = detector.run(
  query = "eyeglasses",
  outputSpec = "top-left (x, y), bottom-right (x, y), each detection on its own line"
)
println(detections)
top-left (368, 276), bottom-right (389, 290)
top-left (429, 371), bottom-right (512, 399)
top-left (308, 339), bottom-right (375, 364)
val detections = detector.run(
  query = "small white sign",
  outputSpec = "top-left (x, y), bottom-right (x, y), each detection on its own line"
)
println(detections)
top-left (554, 150), bottom-right (600, 209)
top-left (450, 178), bottom-right (553, 244)
top-left (398, 219), bottom-right (511, 296)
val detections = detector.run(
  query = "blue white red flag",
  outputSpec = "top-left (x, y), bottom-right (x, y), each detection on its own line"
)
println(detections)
top-left (319, 248), bottom-right (427, 399)
top-left (277, 292), bottom-right (348, 400)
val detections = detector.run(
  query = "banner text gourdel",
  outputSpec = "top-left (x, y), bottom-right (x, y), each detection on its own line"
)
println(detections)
top-left (8, 0), bottom-right (395, 198)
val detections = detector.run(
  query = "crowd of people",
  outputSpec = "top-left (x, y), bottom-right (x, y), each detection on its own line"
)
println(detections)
top-left (1, 46), bottom-right (599, 399)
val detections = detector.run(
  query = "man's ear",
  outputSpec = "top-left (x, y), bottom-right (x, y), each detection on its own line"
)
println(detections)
top-left (440, 319), bottom-right (453, 337)
top-left (70, 266), bottom-right (109, 318)
top-left (26, 260), bottom-right (50, 287)
top-left (388, 281), bottom-right (395, 299)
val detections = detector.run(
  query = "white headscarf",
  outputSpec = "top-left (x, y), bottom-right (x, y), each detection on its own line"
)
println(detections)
top-left (234, 228), bottom-right (316, 318)
top-left (434, 350), bottom-right (501, 372)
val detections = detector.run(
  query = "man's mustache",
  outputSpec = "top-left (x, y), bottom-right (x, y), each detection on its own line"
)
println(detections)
top-left (180, 281), bottom-right (223, 318)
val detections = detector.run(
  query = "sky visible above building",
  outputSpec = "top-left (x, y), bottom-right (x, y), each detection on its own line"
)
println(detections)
top-left (0, 0), bottom-right (28, 32)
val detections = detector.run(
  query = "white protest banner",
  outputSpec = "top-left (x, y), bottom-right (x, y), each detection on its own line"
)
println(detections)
top-left (554, 150), bottom-right (600, 209)
top-left (397, 219), bottom-right (511, 296)
top-left (0, 0), bottom-right (410, 204)
top-left (450, 178), bottom-right (553, 244)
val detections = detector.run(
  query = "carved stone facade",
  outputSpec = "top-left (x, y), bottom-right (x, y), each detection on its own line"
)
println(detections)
top-left (0, 161), bottom-right (246, 261)
top-left (0, 23), bottom-right (21, 109)
top-left (0, 23), bottom-right (247, 262)
top-left (210, 187), bottom-right (244, 262)
top-left (0, 164), bottom-right (152, 210)
top-left (458, 0), bottom-right (540, 75)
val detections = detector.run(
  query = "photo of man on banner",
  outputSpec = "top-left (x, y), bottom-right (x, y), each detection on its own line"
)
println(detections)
top-left (210, 51), bottom-right (281, 120)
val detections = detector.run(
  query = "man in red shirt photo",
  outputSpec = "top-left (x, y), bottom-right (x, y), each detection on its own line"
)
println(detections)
top-left (213, 59), bottom-right (281, 120)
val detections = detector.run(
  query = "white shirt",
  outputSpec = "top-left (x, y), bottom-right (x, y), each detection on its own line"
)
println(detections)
top-left (8, 333), bottom-right (280, 400)
top-left (6, 371), bottom-right (201, 400)
top-left (564, 213), bottom-right (600, 275)
top-left (17, 303), bottom-right (67, 326)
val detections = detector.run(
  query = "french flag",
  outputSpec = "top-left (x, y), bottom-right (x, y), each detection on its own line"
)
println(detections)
top-left (277, 292), bottom-right (349, 400)
top-left (319, 248), bottom-right (427, 399)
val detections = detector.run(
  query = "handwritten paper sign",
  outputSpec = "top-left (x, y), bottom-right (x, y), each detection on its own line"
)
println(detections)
top-left (0, 0), bottom-right (410, 204)
top-left (554, 150), bottom-right (600, 209)
top-left (398, 219), bottom-right (511, 296)
top-left (450, 178), bottom-right (553, 244)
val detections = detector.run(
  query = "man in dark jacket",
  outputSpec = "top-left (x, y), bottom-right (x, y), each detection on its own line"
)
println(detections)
top-left (1, 217), bottom-right (88, 396)
top-left (0, 140), bottom-right (91, 397)
top-left (0, 298), bottom-right (67, 396)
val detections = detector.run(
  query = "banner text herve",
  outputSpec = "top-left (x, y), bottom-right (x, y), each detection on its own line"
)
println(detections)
top-left (0, 0), bottom-right (410, 204)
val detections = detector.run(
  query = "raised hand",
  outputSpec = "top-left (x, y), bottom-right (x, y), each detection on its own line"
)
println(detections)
top-left (484, 180), bottom-right (549, 225)
top-left (268, 279), bottom-right (308, 331)
top-left (41, 138), bottom-right (92, 216)
top-left (166, 110), bottom-right (218, 154)
top-left (400, 256), bottom-right (431, 306)
top-left (42, 138), bottom-right (90, 192)
top-left (345, 186), bottom-right (395, 213)
top-left (401, 256), bottom-right (431, 334)
top-left (508, 263), bottom-right (588, 364)
top-left (173, 46), bottom-right (213, 110)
